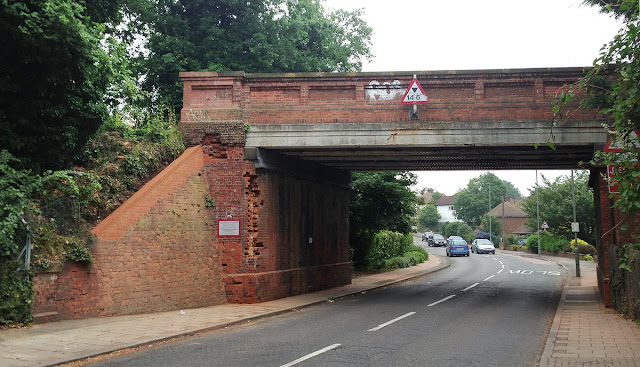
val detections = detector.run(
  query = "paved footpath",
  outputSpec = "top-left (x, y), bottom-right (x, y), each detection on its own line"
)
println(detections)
top-left (1, 251), bottom-right (640, 366)
top-left (538, 256), bottom-right (640, 367)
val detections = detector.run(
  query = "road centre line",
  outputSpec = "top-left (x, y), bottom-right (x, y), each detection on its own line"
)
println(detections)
top-left (483, 275), bottom-right (495, 281)
top-left (368, 312), bottom-right (416, 331)
top-left (462, 283), bottom-right (479, 292)
top-left (427, 295), bottom-right (456, 307)
top-left (279, 344), bottom-right (342, 367)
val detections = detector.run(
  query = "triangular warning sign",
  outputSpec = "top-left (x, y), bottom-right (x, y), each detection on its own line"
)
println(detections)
top-left (401, 78), bottom-right (429, 105)
top-left (604, 129), bottom-right (640, 152)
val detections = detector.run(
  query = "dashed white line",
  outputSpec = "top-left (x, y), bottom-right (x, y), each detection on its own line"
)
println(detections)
top-left (483, 275), bottom-right (495, 282)
top-left (280, 344), bottom-right (342, 367)
top-left (462, 283), bottom-right (479, 292)
top-left (368, 312), bottom-right (416, 332)
top-left (497, 269), bottom-right (503, 274)
top-left (428, 295), bottom-right (456, 307)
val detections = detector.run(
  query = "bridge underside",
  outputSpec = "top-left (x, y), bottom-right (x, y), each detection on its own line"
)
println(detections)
top-left (245, 120), bottom-right (604, 171)
top-left (268, 145), bottom-right (595, 171)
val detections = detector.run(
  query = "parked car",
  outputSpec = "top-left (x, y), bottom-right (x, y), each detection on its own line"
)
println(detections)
top-left (471, 239), bottom-right (496, 254)
top-left (428, 233), bottom-right (447, 247)
top-left (446, 239), bottom-right (470, 257)
top-left (422, 231), bottom-right (434, 242)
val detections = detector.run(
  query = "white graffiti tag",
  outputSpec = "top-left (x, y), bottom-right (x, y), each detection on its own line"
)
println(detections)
top-left (366, 80), bottom-right (404, 101)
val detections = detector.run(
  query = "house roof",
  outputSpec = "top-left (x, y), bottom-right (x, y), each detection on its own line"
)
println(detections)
top-left (434, 195), bottom-right (455, 206)
top-left (488, 200), bottom-right (527, 218)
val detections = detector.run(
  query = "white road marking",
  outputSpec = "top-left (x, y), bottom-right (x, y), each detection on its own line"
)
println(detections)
top-left (498, 260), bottom-right (504, 265)
top-left (501, 264), bottom-right (505, 269)
top-left (428, 295), bottom-right (456, 307)
top-left (497, 269), bottom-right (503, 274)
top-left (462, 283), bottom-right (479, 292)
top-left (368, 312), bottom-right (416, 331)
top-left (280, 344), bottom-right (342, 367)
top-left (483, 275), bottom-right (495, 281)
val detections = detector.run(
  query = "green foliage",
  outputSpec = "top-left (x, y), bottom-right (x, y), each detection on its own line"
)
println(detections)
top-left (481, 214), bottom-right (502, 239)
top-left (135, 0), bottom-right (373, 114)
top-left (553, 1), bottom-right (640, 215)
top-left (452, 173), bottom-right (522, 227)
top-left (526, 232), bottom-right (571, 253)
top-left (0, 261), bottom-right (33, 326)
top-left (584, 254), bottom-right (594, 262)
top-left (521, 171), bottom-right (595, 245)
top-left (381, 245), bottom-right (428, 271)
top-left (367, 230), bottom-right (413, 270)
top-left (441, 222), bottom-right (474, 241)
top-left (417, 204), bottom-right (440, 230)
top-left (349, 172), bottom-right (419, 270)
top-left (0, 0), bottom-right (118, 171)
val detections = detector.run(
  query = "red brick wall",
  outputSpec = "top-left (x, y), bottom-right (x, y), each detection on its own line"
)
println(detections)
top-left (593, 167), bottom-right (640, 310)
top-left (32, 146), bottom-right (227, 321)
top-left (180, 70), bottom-right (606, 126)
top-left (222, 169), bottom-right (352, 303)
top-left (186, 120), bottom-right (352, 304)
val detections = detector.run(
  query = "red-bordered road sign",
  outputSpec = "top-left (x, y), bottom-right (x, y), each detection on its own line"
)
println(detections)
top-left (603, 129), bottom-right (640, 153)
top-left (401, 78), bottom-right (429, 105)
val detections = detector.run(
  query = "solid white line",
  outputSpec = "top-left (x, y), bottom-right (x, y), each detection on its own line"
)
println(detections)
top-left (279, 344), bottom-right (342, 367)
top-left (462, 283), bottom-right (479, 292)
top-left (368, 312), bottom-right (416, 331)
top-left (428, 295), bottom-right (456, 307)
top-left (497, 269), bottom-right (503, 274)
top-left (483, 275), bottom-right (495, 281)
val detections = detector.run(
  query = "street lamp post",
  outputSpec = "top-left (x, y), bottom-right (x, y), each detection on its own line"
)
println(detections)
top-left (536, 170), bottom-right (541, 256)
top-left (488, 183), bottom-right (492, 242)
top-left (571, 170), bottom-right (580, 277)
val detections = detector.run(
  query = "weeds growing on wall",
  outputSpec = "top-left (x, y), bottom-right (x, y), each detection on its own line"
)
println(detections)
top-left (0, 111), bottom-right (184, 325)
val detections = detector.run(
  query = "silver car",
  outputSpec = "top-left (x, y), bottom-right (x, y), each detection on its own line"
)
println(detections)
top-left (471, 239), bottom-right (496, 254)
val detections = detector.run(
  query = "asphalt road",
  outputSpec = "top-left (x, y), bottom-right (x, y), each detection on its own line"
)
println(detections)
top-left (90, 240), bottom-right (566, 367)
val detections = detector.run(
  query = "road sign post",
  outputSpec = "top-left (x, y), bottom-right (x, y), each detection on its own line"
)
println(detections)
top-left (401, 75), bottom-right (429, 119)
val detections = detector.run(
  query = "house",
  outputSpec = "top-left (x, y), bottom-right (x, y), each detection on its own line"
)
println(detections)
top-left (486, 195), bottom-right (531, 237)
top-left (434, 194), bottom-right (462, 228)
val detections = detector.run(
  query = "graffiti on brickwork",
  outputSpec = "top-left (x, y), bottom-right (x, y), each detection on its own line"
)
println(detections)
top-left (185, 109), bottom-right (209, 121)
top-left (366, 80), bottom-right (404, 101)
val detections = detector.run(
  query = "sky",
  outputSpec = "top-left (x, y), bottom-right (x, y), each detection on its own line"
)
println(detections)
top-left (322, 0), bottom-right (624, 196)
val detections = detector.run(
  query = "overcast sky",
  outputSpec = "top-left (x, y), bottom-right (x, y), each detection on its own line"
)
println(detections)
top-left (323, 0), bottom-right (623, 196)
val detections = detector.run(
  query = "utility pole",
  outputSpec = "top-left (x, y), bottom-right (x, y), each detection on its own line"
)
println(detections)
top-left (488, 183), bottom-right (492, 242)
top-left (572, 170), bottom-right (580, 277)
top-left (536, 170), bottom-right (541, 256)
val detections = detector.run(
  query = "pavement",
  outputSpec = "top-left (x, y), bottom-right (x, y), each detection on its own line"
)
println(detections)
top-left (1, 251), bottom-right (640, 367)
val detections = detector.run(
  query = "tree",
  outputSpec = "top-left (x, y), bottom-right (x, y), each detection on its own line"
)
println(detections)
top-left (441, 222), bottom-right (474, 240)
top-left (520, 172), bottom-right (595, 245)
top-left (135, 0), bottom-right (373, 114)
top-left (417, 204), bottom-right (440, 230)
top-left (0, 0), bottom-right (120, 171)
top-left (452, 173), bottom-right (522, 227)
top-left (349, 172), bottom-right (419, 270)
top-left (553, 0), bottom-right (639, 215)
top-left (480, 214), bottom-right (502, 240)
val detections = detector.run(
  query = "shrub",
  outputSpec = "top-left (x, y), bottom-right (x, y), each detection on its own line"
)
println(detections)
top-left (584, 254), bottom-right (594, 262)
top-left (526, 232), bottom-right (567, 253)
top-left (368, 231), bottom-right (412, 270)
top-left (381, 245), bottom-right (429, 271)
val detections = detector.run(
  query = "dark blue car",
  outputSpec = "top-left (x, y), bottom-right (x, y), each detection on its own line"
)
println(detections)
top-left (446, 239), bottom-right (470, 257)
